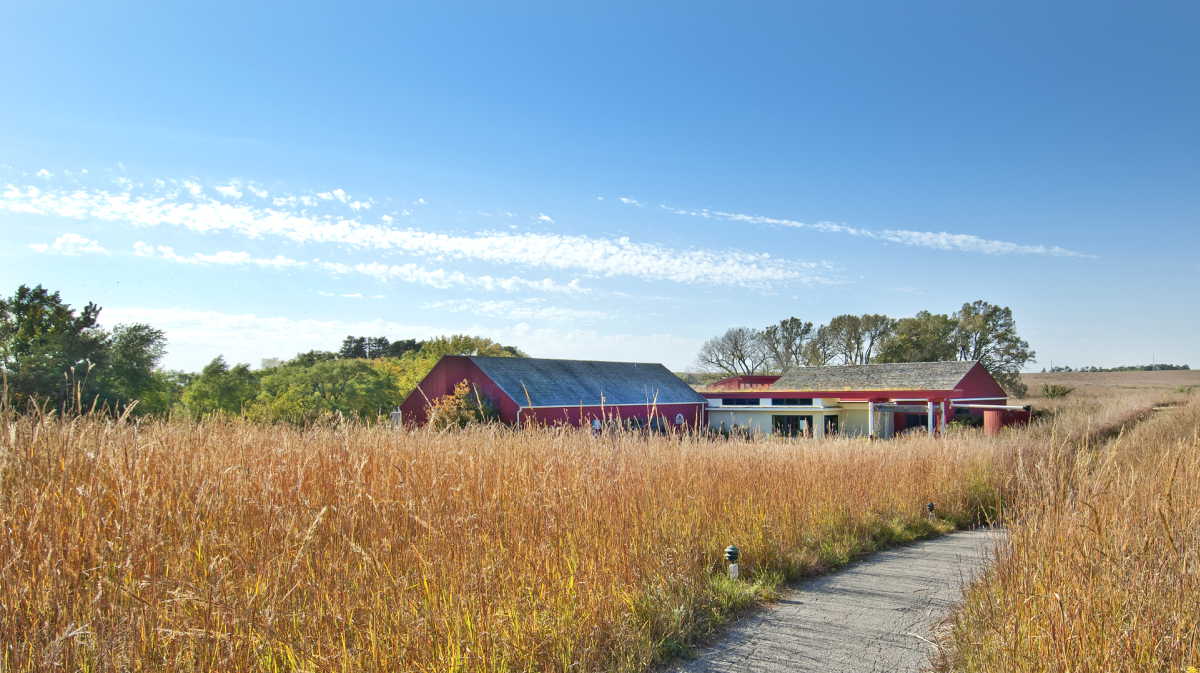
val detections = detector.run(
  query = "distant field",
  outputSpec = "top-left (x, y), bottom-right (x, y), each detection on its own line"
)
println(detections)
top-left (1021, 369), bottom-right (1199, 396)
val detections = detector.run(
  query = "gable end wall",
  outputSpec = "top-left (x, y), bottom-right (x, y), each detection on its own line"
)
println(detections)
top-left (397, 356), bottom-right (521, 426)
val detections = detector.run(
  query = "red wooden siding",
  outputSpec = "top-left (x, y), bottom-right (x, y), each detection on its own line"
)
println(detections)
top-left (517, 403), bottom-right (707, 429)
top-left (397, 356), bottom-right (521, 426)
top-left (397, 357), bottom-right (708, 429)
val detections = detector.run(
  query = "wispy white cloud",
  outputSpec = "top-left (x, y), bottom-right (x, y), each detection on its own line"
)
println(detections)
top-left (99, 307), bottom-right (439, 370)
top-left (661, 205), bottom-right (1094, 258)
top-left (214, 184), bottom-right (242, 199)
top-left (537, 213), bottom-right (554, 223)
top-left (1, 182), bottom-right (827, 287)
top-left (316, 260), bottom-right (587, 293)
top-left (101, 306), bottom-right (702, 371)
top-left (423, 299), bottom-right (607, 322)
top-left (37, 169), bottom-right (52, 178)
top-left (506, 325), bottom-right (703, 370)
top-left (870, 229), bottom-right (1092, 256)
top-left (134, 242), bottom-right (305, 268)
top-left (29, 233), bottom-right (108, 255)
top-left (619, 197), bottom-right (644, 207)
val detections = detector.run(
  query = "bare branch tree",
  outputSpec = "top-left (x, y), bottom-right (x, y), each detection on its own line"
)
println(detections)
top-left (761, 317), bottom-right (814, 373)
top-left (825, 313), bottom-right (894, 364)
top-left (694, 327), bottom-right (771, 375)
top-left (861, 314), bottom-right (895, 363)
top-left (802, 324), bottom-right (837, 366)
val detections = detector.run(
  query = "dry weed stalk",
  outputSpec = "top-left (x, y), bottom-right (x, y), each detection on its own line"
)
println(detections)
top-left (937, 389), bottom-right (1200, 671)
top-left (0, 408), bottom-right (1015, 671)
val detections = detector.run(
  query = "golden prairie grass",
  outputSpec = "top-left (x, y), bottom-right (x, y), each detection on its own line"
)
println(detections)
top-left (1, 407), bottom-right (1013, 672)
top-left (938, 389), bottom-right (1200, 671)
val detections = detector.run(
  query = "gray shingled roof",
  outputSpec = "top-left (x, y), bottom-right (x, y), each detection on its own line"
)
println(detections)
top-left (470, 356), bottom-right (708, 407)
top-left (769, 361), bottom-right (979, 392)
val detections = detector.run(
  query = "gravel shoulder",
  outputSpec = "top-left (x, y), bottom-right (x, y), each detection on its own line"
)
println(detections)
top-left (670, 528), bottom-right (1005, 673)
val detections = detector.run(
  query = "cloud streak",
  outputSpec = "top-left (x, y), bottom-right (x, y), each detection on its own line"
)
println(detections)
top-left (423, 299), bottom-right (608, 322)
top-left (2, 182), bottom-right (828, 288)
top-left (315, 260), bottom-right (587, 293)
top-left (30, 233), bottom-right (108, 255)
top-left (130, 238), bottom-right (583, 292)
top-left (100, 306), bottom-right (703, 370)
top-left (655, 204), bottom-right (1094, 258)
top-left (134, 242), bottom-right (305, 268)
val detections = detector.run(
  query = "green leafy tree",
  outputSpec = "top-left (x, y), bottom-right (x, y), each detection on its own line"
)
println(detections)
top-left (367, 349), bottom-right (441, 408)
top-left (420, 334), bottom-right (527, 359)
top-left (181, 356), bottom-right (259, 418)
top-left (0, 284), bottom-right (110, 412)
top-left (137, 370), bottom-right (191, 416)
top-left (874, 311), bottom-right (958, 364)
top-left (953, 301), bottom-right (1035, 397)
top-left (99, 323), bottom-right (168, 405)
top-left (1, 285), bottom-right (173, 415)
top-left (338, 335), bottom-right (422, 359)
top-left (288, 350), bottom-right (339, 367)
top-left (252, 358), bottom-right (393, 424)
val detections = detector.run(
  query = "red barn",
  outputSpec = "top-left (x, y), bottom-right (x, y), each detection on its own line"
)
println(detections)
top-left (397, 355), bottom-right (709, 429)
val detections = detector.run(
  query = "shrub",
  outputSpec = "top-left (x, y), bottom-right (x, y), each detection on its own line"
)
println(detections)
top-left (1040, 383), bottom-right (1074, 399)
top-left (427, 379), bottom-right (499, 430)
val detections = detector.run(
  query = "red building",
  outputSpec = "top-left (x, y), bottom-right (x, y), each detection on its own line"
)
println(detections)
top-left (700, 361), bottom-right (1029, 437)
top-left (398, 355), bottom-right (709, 429)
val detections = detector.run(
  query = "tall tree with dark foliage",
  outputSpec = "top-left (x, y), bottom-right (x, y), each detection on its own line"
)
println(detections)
top-left (0, 284), bottom-right (169, 413)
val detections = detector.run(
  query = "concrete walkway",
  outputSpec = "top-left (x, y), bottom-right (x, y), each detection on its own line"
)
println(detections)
top-left (671, 528), bottom-right (1004, 673)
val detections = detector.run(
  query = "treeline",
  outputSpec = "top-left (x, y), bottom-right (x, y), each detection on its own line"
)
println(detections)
top-left (1047, 364), bottom-right (1190, 373)
top-left (181, 334), bottom-right (525, 423)
top-left (695, 300), bottom-right (1034, 395)
top-left (1, 285), bottom-right (170, 414)
top-left (0, 284), bottom-right (526, 422)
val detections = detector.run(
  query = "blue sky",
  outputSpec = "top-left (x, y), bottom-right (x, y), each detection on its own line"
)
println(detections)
top-left (2, 1), bottom-right (1198, 371)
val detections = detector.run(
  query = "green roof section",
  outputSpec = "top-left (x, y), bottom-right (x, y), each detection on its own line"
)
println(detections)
top-left (469, 356), bottom-right (708, 408)
top-left (769, 361), bottom-right (979, 392)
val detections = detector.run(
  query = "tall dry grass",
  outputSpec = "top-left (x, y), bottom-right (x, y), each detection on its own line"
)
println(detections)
top-left (938, 390), bottom-right (1200, 671)
top-left (2, 408), bottom-right (1012, 672)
